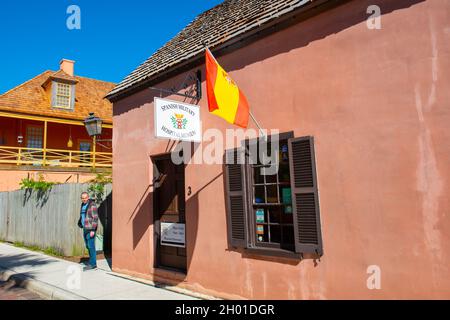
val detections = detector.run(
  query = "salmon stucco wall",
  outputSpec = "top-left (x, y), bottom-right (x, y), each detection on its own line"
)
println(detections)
top-left (111, 0), bottom-right (450, 299)
top-left (0, 170), bottom-right (97, 192)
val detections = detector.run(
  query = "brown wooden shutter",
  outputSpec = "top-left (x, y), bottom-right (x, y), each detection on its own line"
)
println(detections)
top-left (224, 148), bottom-right (248, 248)
top-left (288, 137), bottom-right (323, 256)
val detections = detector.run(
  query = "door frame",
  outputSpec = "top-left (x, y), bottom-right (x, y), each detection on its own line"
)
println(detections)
top-left (150, 152), bottom-right (187, 273)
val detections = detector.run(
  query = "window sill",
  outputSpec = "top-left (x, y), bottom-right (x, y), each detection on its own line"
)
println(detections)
top-left (243, 246), bottom-right (302, 260)
top-left (52, 106), bottom-right (74, 111)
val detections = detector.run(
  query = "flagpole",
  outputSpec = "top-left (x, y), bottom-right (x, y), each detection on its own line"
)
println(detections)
top-left (249, 110), bottom-right (266, 138)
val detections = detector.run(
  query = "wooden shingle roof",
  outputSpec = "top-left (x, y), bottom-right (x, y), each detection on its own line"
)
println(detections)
top-left (107, 0), bottom-right (329, 101)
top-left (0, 71), bottom-right (115, 123)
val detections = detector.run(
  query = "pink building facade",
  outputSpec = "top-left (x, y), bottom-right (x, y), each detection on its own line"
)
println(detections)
top-left (107, 0), bottom-right (450, 299)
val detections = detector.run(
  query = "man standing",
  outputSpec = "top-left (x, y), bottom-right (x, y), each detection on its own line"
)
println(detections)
top-left (78, 192), bottom-right (99, 271)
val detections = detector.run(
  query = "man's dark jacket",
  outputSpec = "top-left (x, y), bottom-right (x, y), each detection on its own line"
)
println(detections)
top-left (77, 199), bottom-right (99, 231)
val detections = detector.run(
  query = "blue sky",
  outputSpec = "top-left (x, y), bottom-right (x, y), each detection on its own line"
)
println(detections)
top-left (0, 0), bottom-right (223, 93)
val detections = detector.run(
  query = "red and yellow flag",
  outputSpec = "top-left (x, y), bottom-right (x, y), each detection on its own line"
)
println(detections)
top-left (205, 49), bottom-right (249, 128)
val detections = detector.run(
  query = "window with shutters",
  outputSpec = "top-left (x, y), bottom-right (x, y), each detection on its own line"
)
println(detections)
top-left (224, 132), bottom-right (323, 258)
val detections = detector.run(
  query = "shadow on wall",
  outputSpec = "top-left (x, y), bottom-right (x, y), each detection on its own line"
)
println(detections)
top-left (131, 186), bottom-right (153, 251)
top-left (221, 0), bottom-right (425, 73)
top-left (126, 165), bottom-right (221, 284)
top-left (112, 0), bottom-right (425, 118)
top-left (113, 74), bottom-right (200, 117)
top-left (22, 188), bottom-right (51, 209)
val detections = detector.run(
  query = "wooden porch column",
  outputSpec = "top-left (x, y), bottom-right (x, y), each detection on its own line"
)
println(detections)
top-left (92, 135), bottom-right (96, 169)
top-left (43, 121), bottom-right (48, 166)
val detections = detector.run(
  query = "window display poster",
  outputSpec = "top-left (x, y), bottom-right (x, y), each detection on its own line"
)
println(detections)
top-left (256, 209), bottom-right (265, 223)
top-left (161, 222), bottom-right (185, 248)
top-left (257, 224), bottom-right (264, 235)
top-left (282, 187), bottom-right (292, 204)
top-left (282, 188), bottom-right (293, 214)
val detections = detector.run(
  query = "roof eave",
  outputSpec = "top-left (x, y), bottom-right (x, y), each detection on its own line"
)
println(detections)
top-left (106, 0), bottom-right (343, 103)
top-left (41, 76), bottom-right (79, 88)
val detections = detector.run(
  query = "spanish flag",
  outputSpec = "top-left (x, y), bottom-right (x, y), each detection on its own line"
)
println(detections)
top-left (205, 49), bottom-right (249, 128)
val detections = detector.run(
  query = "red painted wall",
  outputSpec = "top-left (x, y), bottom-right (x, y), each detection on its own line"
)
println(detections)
top-left (111, 0), bottom-right (450, 299)
top-left (0, 117), bottom-right (112, 153)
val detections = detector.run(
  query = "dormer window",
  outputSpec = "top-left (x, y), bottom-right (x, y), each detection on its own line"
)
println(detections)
top-left (56, 83), bottom-right (71, 108)
top-left (52, 81), bottom-right (75, 110)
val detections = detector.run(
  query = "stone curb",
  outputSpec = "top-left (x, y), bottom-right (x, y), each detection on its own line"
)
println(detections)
top-left (0, 267), bottom-right (88, 300)
top-left (107, 271), bottom-right (221, 300)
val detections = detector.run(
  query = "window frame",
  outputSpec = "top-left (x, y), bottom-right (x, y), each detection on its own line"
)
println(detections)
top-left (246, 137), bottom-right (295, 249)
top-left (52, 81), bottom-right (75, 110)
top-left (25, 125), bottom-right (44, 149)
top-left (242, 131), bottom-right (301, 258)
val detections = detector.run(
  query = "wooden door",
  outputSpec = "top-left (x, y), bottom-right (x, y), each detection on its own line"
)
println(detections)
top-left (152, 154), bottom-right (187, 272)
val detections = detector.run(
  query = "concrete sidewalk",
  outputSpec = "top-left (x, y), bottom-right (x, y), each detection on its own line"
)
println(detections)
top-left (0, 242), bottom-right (199, 300)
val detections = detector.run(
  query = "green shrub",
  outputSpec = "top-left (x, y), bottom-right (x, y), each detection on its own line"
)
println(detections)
top-left (20, 173), bottom-right (55, 192)
top-left (13, 241), bottom-right (64, 257)
top-left (88, 171), bottom-right (112, 203)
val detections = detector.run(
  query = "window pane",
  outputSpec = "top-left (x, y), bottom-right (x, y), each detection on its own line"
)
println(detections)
top-left (281, 226), bottom-right (295, 250)
top-left (281, 208), bottom-right (293, 224)
top-left (266, 185), bottom-right (278, 203)
top-left (256, 224), bottom-right (268, 243)
top-left (26, 127), bottom-right (43, 149)
top-left (279, 162), bottom-right (290, 184)
top-left (280, 186), bottom-right (292, 205)
top-left (264, 170), bottom-right (278, 184)
top-left (56, 95), bottom-right (70, 107)
top-left (255, 208), bottom-right (266, 223)
top-left (57, 83), bottom-right (70, 95)
top-left (254, 186), bottom-right (265, 204)
top-left (54, 83), bottom-right (72, 108)
top-left (280, 143), bottom-right (289, 163)
top-left (79, 142), bottom-right (91, 164)
top-left (248, 135), bottom-right (295, 252)
top-left (79, 142), bottom-right (91, 152)
top-left (268, 207), bottom-right (281, 224)
top-left (253, 166), bottom-right (264, 184)
top-left (269, 225), bottom-right (281, 243)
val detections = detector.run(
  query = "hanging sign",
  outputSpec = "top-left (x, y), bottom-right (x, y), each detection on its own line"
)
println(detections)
top-left (154, 97), bottom-right (202, 142)
top-left (160, 222), bottom-right (186, 248)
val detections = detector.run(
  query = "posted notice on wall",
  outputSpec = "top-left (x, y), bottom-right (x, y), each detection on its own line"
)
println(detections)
top-left (161, 222), bottom-right (186, 248)
top-left (154, 97), bottom-right (202, 142)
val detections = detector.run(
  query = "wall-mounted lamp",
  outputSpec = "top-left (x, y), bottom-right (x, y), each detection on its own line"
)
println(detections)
top-left (84, 112), bottom-right (103, 138)
top-left (83, 113), bottom-right (112, 147)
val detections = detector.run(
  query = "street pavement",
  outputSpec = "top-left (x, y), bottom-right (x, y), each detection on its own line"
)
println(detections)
top-left (0, 242), bottom-right (200, 300)
top-left (0, 279), bottom-right (45, 300)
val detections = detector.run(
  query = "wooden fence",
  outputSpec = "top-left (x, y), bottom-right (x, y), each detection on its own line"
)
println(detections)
top-left (0, 183), bottom-right (112, 257)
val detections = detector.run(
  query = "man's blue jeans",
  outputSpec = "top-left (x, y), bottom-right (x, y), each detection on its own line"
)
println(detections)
top-left (83, 230), bottom-right (97, 267)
